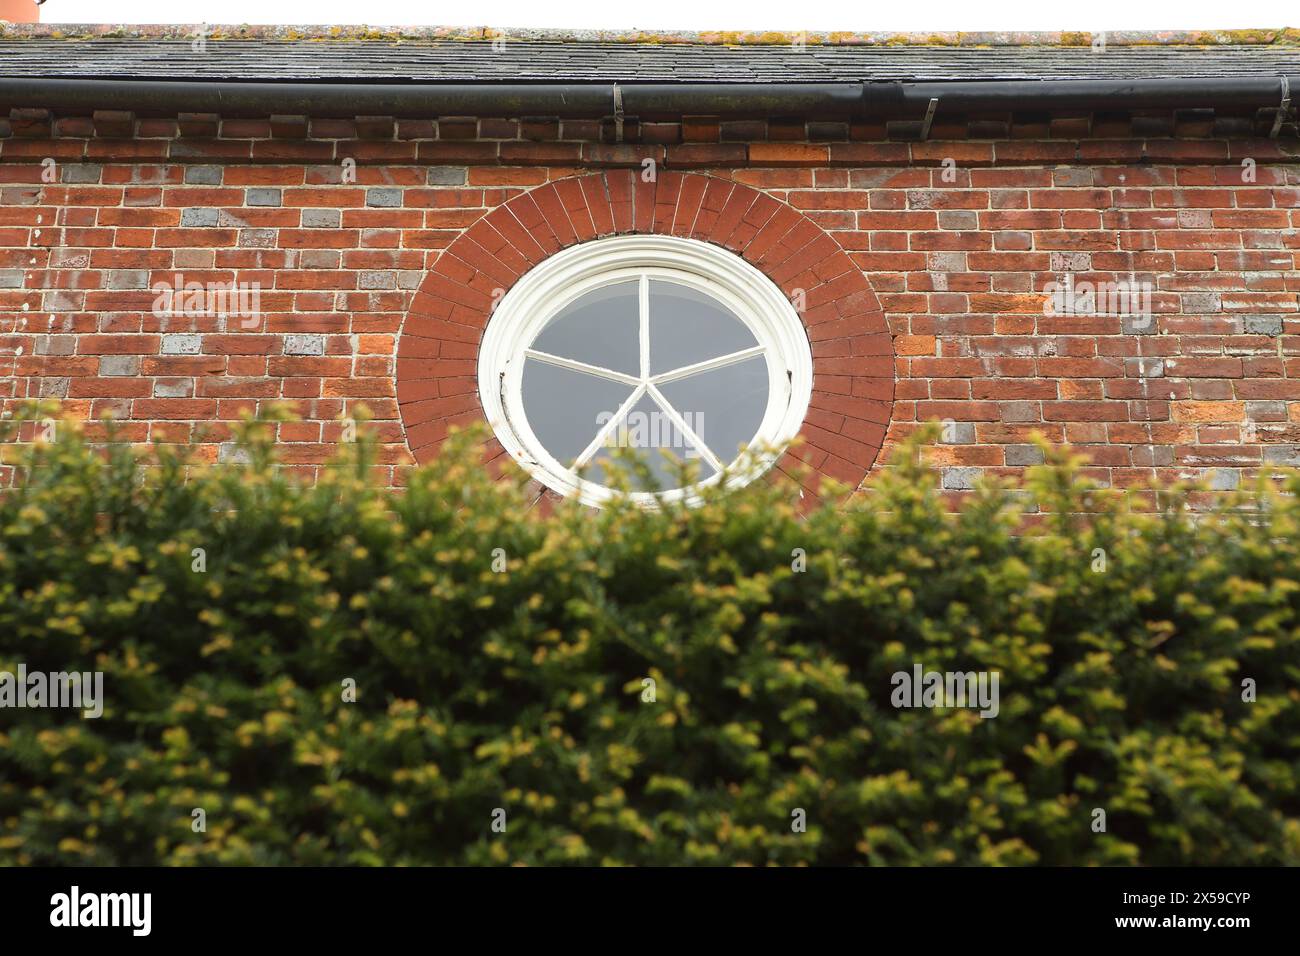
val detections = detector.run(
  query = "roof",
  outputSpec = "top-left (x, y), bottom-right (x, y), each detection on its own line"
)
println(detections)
top-left (2, 25), bottom-right (1299, 83)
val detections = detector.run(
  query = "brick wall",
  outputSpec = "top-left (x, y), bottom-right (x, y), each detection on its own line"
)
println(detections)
top-left (1, 112), bottom-right (1298, 500)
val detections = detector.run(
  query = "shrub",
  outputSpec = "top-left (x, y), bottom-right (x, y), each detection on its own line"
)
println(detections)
top-left (1, 404), bottom-right (1297, 866)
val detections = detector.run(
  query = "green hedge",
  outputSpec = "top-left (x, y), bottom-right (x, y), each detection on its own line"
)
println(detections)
top-left (1, 404), bottom-right (1297, 866)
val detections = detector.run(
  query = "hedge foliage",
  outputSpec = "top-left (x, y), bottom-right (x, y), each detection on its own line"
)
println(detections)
top-left (1, 403), bottom-right (1298, 866)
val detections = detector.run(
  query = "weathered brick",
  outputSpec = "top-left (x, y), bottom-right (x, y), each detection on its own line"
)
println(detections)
top-left (184, 166), bottom-right (223, 185)
top-left (1243, 314), bottom-right (1284, 336)
top-left (153, 379), bottom-right (193, 398)
top-left (99, 355), bottom-right (141, 376)
top-left (180, 207), bottom-right (219, 227)
top-left (427, 166), bottom-right (468, 186)
top-left (1004, 445), bottom-right (1045, 466)
top-left (246, 187), bottom-right (283, 207)
top-left (1263, 446), bottom-right (1300, 466)
top-left (302, 208), bottom-right (342, 228)
top-left (38, 377), bottom-right (70, 398)
top-left (106, 270), bottom-right (149, 290)
top-left (938, 422), bottom-right (976, 444)
top-left (161, 334), bottom-right (202, 355)
top-left (941, 466), bottom-right (982, 490)
top-left (284, 334), bottom-right (326, 356)
top-left (0, 119), bottom-right (1291, 499)
top-left (63, 164), bottom-right (103, 184)
top-left (1208, 468), bottom-right (1241, 490)
top-left (359, 271), bottom-right (396, 290)
top-left (366, 188), bottom-right (403, 207)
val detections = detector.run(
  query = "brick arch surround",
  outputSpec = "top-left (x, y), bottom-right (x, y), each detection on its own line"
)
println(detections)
top-left (396, 170), bottom-right (893, 495)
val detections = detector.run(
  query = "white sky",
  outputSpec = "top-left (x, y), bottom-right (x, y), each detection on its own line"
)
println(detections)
top-left (37, 0), bottom-right (1278, 32)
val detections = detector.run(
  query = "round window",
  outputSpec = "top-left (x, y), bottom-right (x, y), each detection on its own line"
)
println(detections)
top-left (478, 234), bottom-right (813, 506)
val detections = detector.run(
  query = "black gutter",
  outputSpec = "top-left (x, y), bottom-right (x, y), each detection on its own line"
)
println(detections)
top-left (0, 76), bottom-right (1294, 118)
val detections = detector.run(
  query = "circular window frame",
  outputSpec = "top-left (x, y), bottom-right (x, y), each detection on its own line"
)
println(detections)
top-left (478, 234), bottom-right (814, 508)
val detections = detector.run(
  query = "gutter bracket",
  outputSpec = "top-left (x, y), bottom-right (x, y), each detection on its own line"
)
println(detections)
top-left (920, 96), bottom-right (939, 141)
top-left (612, 83), bottom-right (625, 143)
top-left (1269, 76), bottom-right (1290, 139)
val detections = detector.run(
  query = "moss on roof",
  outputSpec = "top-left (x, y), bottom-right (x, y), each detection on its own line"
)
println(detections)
top-left (1, 24), bottom-right (1297, 46)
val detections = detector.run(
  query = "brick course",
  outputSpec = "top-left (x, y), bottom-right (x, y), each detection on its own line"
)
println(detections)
top-left (1, 114), bottom-right (1298, 500)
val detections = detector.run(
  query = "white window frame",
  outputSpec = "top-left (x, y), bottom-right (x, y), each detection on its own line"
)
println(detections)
top-left (477, 234), bottom-right (813, 507)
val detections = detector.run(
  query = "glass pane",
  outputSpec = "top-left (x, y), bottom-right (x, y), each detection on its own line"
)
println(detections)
top-left (649, 279), bottom-right (758, 376)
top-left (521, 359), bottom-right (634, 467)
top-left (531, 280), bottom-right (639, 375)
top-left (658, 355), bottom-right (769, 465)
top-left (584, 392), bottom-right (715, 491)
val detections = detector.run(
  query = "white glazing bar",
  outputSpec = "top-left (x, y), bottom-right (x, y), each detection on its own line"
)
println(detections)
top-left (645, 382), bottom-right (725, 473)
top-left (523, 348), bottom-right (642, 387)
top-left (639, 273), bottom-right (650, 380)
top-left (649, 345), bottom-right (767, 386)
top-left (572, 383), bottom-right (647, 468)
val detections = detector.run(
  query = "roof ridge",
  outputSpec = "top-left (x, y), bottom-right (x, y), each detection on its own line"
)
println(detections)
top-left (1, 24), bottom-right (1298, 47)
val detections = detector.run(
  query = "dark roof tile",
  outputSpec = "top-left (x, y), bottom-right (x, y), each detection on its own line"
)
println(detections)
top-left (1, 27), bottom-right (1297, 84)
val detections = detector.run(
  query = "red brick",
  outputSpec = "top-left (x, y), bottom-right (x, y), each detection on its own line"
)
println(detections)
top-left (0, 125), bottom-right (1285, 500)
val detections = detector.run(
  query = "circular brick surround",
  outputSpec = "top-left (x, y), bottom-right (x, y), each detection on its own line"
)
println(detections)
top-left (396, 170), bottom-right (893, 495)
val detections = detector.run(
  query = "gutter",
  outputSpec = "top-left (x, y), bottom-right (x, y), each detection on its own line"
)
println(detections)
top-left (0, 76), bottom-right (1296, 120)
